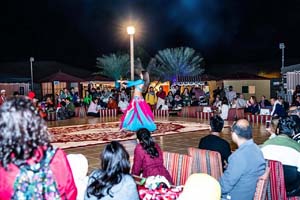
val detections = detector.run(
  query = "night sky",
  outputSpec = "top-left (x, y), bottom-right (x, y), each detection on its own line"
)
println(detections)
top-left (1, 0), bottom-right (300, 74)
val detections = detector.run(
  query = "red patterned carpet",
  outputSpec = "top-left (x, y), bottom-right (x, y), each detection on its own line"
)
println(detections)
top-left (49, 121), bottom-right (210, 149)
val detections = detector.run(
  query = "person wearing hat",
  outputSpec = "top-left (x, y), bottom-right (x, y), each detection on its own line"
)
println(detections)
top-left (0, 90), bottom-right (6, 106)
top-left (219, 119), bottom-right (265, 200)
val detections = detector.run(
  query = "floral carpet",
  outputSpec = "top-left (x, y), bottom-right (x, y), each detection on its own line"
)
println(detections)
top-left (49, 121), bottom-right (211, 149)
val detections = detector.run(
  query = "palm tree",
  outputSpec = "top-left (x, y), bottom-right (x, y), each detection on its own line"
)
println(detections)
top-left (134, 57), bottom-right (160, 81)
top-left (154, 47), bottom-right (204, 82)
top-left (96, 53), bottom-right (130, 80)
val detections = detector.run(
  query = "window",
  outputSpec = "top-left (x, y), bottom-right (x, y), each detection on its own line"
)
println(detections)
top-left (249, 86), bottom-right (255, 94)
top-left (42, 82), bottom-right (53, 96)
top-left (54, 82), bottom-right (67, 95)
top-left (242, 86), bottom-right (248, 93)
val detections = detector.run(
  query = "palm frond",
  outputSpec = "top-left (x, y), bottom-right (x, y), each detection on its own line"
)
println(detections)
top-left (155, 47), bottom-right (204, 82)
top-left (96, 53), bottom-right (130, 80)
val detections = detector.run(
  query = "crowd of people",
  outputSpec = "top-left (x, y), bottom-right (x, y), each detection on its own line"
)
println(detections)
top-left (1, 82), bottom-right (300, 199)
top-left (211, 85), bottom-right (300, 120)
top-left (0, 93), bottom-right (300, 199)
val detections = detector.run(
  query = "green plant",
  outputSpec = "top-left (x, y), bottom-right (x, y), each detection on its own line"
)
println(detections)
top-left (155, 47), bottom-right (204, 82)
top-left (96, 53), bottom-right (130, 80)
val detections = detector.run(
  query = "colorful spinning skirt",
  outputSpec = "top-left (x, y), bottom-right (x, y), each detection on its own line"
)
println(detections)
top-left (120, 96), bottom-right (156, 132)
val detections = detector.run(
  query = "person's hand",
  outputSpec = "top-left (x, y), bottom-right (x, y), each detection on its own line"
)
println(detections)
top-left (121, 82), bottom-right (127, 88)
top-left (265, 127), bottom-right (274, 136)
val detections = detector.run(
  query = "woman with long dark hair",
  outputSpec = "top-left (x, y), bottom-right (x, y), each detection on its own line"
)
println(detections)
top-left (119, 70), bottom-right (156, 132)
top-left (85, 141), bottom-right (139, 200)
top-left (0, 97), bottom-right (77, 199)
top-left (132, 128), bottom-right (173, 184)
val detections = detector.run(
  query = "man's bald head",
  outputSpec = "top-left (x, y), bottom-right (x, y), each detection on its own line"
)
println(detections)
top-left (232, 119), bottom-right (252, 139)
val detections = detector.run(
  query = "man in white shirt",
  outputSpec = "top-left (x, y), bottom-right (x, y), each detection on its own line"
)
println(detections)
top-left (226, 86), bottom-right (236, 104)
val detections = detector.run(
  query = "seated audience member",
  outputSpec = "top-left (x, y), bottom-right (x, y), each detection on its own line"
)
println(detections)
top-left (85, 141), bottom-right (139, 200)
top-left (66, 97), bottom-right (75, 117)
top-left (191, 95), bottom-right (199, 106)
top-left (198, 116), bottom-right (231, 170)
top-left (181, 87), bottom-right (191, 107)
top-left (261, 117), bottom-right (300, 197)
top-left (87, 98), bottom-right (100, 117)
top-left (132, 128), bottom-right (173, 184)
top-left (270, 97), bottom-right (286, 118)
top-left (278, 96), bottom-right (290, 112)
top-left (220, 97), bottom-right (229, 120)
top-left (178, 173), bottom-right (221, 200)
top-left (107, 96), bottom-right (118, 109)
top-left (288, 106), bottom-right (300, 135)
top-left (236, 93), bottom-right (247, 109)
top-left (166, 91), bottom-right (175, 108)
top-left (119, 88), bottom-right (129, 102)
top-left (0, 97), bottom-right (77, 199)
top-left (292, 95), bottom-right (300, 107)
top-left (57, 100), bottom-right (70, 120)
top-left (293, 85), bottom-right (300, 104)
top-left (174, 94), bottom-right (183, 107)
top-left (230, 97), bottom-right (237, 108)
top-left (67, 154), bottom-right (89, 200)
top-left (212, 94), bottom-right (222, 110)
top-left (118, 97), bottom-right (129, 113)
top-left (32, 99), bottom-right (47, 119)
top-left (219, 119), bottom-right (265, 200)
top-left (245, 96), bottom-right (260, 115)
top-left (266, 118), bottom-right (280, 139)
top-left (83, 91), bottom-right (93, 107)
top-left (73, 92), bottom-right (81, 107)
top-left (45, 96), bottom-right (55, 111)
top-left (259, 95), bottom-right (271, 108)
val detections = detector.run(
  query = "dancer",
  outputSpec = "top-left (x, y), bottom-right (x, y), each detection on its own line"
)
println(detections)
top-left (119, 70), bottom-right (156, 132)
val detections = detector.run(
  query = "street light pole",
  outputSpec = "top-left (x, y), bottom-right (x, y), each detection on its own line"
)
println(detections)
top-left (30, 57), bottom-right (34, 91)
top-left (127, 26), bottom-right (135, 81)
top-left (279, 43), bottom-right (285, 70)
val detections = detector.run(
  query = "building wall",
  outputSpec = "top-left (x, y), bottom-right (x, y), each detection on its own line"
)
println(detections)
top-left (223, 79), bottom-right (270, 100)
top-left (0, 83), bottom-right (30, 97)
